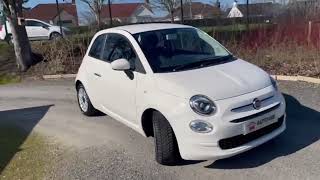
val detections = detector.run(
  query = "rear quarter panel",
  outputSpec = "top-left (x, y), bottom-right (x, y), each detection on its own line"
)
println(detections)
top-left (75, 32), bottom-right (98, 102)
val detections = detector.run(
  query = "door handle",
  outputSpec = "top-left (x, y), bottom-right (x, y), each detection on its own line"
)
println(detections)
top-left (94, 73), bottom-right (101, 77)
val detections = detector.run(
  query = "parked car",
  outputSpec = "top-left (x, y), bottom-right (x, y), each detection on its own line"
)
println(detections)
top-left (0, 18), bottom-right (69, 41)
top-left (75, 24), bottom-right (286, 165)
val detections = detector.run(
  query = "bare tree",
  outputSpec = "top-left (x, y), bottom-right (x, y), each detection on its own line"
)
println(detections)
top-left (150, 0), bottom-right (182, 23)
top-left (2, 0), bottom-right (33, 71)
top-left (107, 0), bottom-right (112, 26)
top-left (187, 0), bottom-right (192, 19)
top-left (80, 0), bottom-right (107, 28)
top-left (80, 10), bottom-right (96, 27)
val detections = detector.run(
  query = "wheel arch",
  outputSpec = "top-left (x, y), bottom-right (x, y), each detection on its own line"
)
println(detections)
top-left (75, 80), bottom-right (82, 90)
top-left (141, 108), bottom-right (177, 138)
top-left (141, 108), bottom-right (157, 137)
top-left (141, 107), bottom-right (182, 163)
top-left (50, 31), bottom-right (62, 39)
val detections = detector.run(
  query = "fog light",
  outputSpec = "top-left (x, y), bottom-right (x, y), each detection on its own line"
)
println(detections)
top-left (189, 120), bottom-right (213, 133)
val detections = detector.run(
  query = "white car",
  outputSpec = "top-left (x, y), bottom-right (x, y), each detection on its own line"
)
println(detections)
top-left (75, 24), bottom-right (286, 165)
top-left (0, 19), bottom-right (68, 41)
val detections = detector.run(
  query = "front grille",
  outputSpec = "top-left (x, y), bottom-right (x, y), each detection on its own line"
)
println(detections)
top-left (230, 103), bottom-right (280, 123)
top-left (219, 116), bottom-right (284, 150)
top-left (231, 95), bottom-right (274, 112)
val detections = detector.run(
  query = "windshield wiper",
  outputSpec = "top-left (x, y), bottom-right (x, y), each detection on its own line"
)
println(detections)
top-left (172, 61), bottom-right (206, 72)
top-left (200, 55), bottom-right (234, 62)
top-left (172, 55), bottom-right (234, 72)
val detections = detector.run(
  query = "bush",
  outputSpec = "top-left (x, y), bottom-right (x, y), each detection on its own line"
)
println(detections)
top-left (25, 26), bottom-right (320, 79)
top-left (226, 42), bottom-right (320, 78)
top-left (0, 42), bottom-right (18, 79)
top-left (27, 33), bottom-right (94, 76)
top-left (68, 26), bottom-right (97, 35)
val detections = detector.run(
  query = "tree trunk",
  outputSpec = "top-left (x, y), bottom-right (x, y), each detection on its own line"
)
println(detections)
top-left (98, 13), bottom-right (101, 29)
top-left (170, 11), bottom-right (174, 23)
top-left (95, 13), bottom-right (100, 29)
top-left (180, 0), bottom-right (184, 24)
top-left (108, 0), bottom-right (113, 27)
top-left (8, 19), bottom-right (32, 71)
top-left (7, 2), bottom-right (33, 72)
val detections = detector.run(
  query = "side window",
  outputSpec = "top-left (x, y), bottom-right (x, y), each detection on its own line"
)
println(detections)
top-left (102, 33), bottom-right (146, 73)
top-left (26, 20), bottom-right (34, 26)
top-left (26, 20), bottom-right (44, 27)
top-left (89, 35), bottom-right (106, 59)
top-left (102, 35), bottom-right (118, 62)
top-left (102, 34), bottom-right (136, 63)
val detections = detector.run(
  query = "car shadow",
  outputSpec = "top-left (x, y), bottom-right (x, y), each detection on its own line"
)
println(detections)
top-left (204, 94), bottom-right (320, 169)
top-left (0, 105), bottom-right (53, 173)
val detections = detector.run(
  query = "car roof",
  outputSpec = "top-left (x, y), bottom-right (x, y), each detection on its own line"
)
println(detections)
top-left (25, 18), bottom-right (42, 21)
top-left (106, 23), bottom-right (194, 34)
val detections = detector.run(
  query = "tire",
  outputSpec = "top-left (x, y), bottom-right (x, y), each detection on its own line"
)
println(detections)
top-left (50, 32), bottom-right (62, 40)
top-left (77, 84), bottom-right (98, 116)
top-left (152, 111), bottom-right (180, 165)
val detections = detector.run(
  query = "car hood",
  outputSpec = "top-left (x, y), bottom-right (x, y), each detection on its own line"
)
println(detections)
top-left (154, 59), bottom-right (271, 100)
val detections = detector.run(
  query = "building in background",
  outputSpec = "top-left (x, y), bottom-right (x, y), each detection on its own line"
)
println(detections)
top-left (228, 1), bottom-right (243, 18)
top-left (24, 0), bottom-right (78, 26)
top-left (230, 2), bottom-right (282, 18)
top-left (101, 3), bottom-right (154, 24)
top-left (170, 2), bottom-right (222, 21)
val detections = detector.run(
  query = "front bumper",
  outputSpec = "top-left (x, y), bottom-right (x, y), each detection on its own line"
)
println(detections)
top-left (181, 115), bottom-right (286, 160)
top-left (170, 86), bottom-right (286, 161)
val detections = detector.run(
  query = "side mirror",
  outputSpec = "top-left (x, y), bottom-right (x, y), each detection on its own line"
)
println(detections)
top-left (111, 58), bottom-right (131, 71)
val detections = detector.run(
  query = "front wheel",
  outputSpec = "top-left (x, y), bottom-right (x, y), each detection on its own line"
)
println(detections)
top-left (152, 112), bottom-right (180, 165)
top-left (77, 84), bottom-right (98, 116)
top-left (50, 32), bottom-right (62, 40)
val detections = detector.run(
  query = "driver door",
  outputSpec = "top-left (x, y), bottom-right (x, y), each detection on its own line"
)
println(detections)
top-left (25, 20), bottom-right (49, 40)
top-left (98, 33), bottom-right (139, 124)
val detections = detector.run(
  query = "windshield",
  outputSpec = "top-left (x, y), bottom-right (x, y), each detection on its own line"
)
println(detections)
top-left (133, 28), bottom-right (234, 73)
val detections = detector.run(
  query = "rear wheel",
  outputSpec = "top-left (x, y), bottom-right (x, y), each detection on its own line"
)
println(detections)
top-left (77, 84), bottom-right (98, 116)
top-left (152, 111), bottom-right (180, 165)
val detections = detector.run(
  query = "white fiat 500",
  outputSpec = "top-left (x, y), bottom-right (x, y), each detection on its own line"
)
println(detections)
top-left (76, 24), bottom-right (286, 165)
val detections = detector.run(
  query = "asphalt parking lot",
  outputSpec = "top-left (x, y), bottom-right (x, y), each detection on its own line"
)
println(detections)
top-left (0, 79), bottom-right (319, 180)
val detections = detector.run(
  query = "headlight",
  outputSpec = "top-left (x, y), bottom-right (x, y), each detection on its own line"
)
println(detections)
top-left (190, 95), bottom-right (217, 115)
top-left (189, 120), bottom-right (213, 133)
top-left (270, 76), bottom-right (278, 91)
